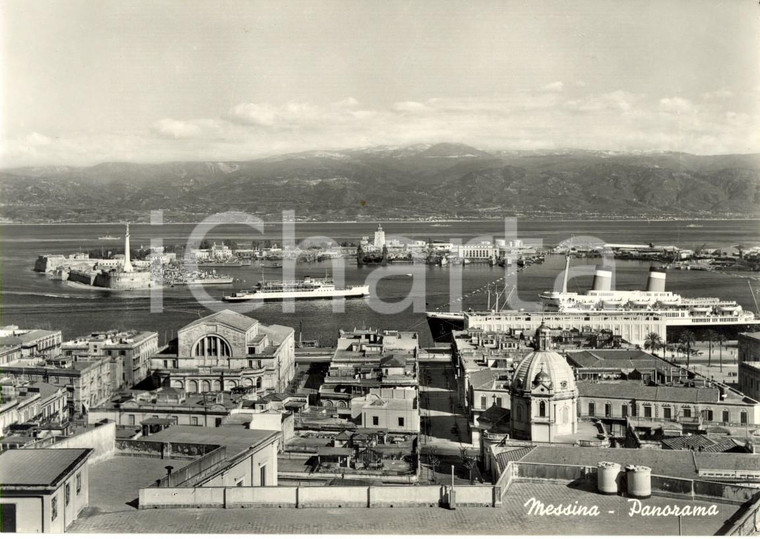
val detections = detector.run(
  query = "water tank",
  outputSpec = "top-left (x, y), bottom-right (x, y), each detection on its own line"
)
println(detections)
top-left (626, 465), bottom-right (652, 499)
top-left (597, 461), bottom-right (620, 495)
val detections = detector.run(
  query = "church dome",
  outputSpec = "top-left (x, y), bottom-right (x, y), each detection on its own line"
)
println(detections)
top-left (511, 349), bottom-right (576, 394)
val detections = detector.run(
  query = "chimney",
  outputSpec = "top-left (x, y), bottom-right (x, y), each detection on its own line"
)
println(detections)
top-left (645, 266), bottom-right (667, 292)
top-left (591, 266), bottom-right (613, 291)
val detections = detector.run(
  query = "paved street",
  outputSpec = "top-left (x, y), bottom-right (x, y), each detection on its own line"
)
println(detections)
top-left (70, 482), bottom-right (738, 535)
top-left (419, 362), bottom-right (471, 449)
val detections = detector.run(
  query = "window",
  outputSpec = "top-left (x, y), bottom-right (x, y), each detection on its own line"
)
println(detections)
top-left (644, 405), bottom-right (652, 419)
top-left (128, 415), bottom-right (135, 426)
top-left (51, 496), bottom-right (58, 521)
top-left (605, 403), bottom-right (612, 417)
top-left (76, 473), bottom-right (82, 494)
top-left (539, 401), bottom-right (546, 417)
top-left (741, 411), bottom-right (748, 425)
top-left (631, 404), bottom-right (637, 417)
top-left (588, 402), bottom-right (595, 417)
top-left (663, 407), bottom-right (672, 420)
top-left (191, 416), bottom-right (199, 426)
top-left (65, 483), bottom-right (71, 506)
top-left (703, 409), bottom-right (714, 421)
top-left (215, 418), bottom-right (223, 427)
top-left (621, 404), bottom-right (628, 417)
top-left (480, 396), bottom-right (487, 409)
top-left (398, 417), bottom-right (405, 427)
top-left (683, 408), bottom-right (692, 418)
top-left (723, 410), bottom-right (730, 423)
top-left (495, 397), bottom-right (502, 407)
top-left (372, 416), bottom-right (379, 426)
top-left (260, 465), bottom-right (267, 486)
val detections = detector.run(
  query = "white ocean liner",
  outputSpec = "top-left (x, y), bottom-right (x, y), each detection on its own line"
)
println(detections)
top-left (426, 257), bottom-right (758, 344)
top-left (222, 276), bottom-right (370, 302)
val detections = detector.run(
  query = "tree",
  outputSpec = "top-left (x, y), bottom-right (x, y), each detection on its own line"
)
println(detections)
top-left (427, 452), bottom-right (440, 484)
top-left (717, 333), bottom-right (727, 373)
top-left (679, 330), bottom-right (696, 370)
top-left (460, 448), bottom-right (477, 485)
top-left (643, 332), bottom-right (663, 356)
top-left (706, 330), bottom-right (719, 369)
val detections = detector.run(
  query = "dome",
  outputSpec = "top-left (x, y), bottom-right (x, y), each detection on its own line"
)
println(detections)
top-left (511, 349), bottom-right (577, 395)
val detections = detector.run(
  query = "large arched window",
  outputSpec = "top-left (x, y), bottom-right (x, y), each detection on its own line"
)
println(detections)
top-left (192, 335), bottom-right (232, 359)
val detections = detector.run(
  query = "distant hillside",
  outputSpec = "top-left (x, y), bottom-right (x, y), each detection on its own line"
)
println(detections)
top-left (1, 144), bottom-right (758, 222)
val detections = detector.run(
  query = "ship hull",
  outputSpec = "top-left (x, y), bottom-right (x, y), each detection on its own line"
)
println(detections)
top-left (426, 312), bottom-right (466, 342)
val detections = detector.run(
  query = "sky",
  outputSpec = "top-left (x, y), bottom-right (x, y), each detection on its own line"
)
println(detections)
top-left (2, 0), bottom-right (760, 167)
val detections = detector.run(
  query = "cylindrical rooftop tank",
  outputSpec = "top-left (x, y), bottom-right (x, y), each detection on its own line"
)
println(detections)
top-left (626, 465), bottom-right (652, 499)
top-left (597, 461), bottom-right (620, 495)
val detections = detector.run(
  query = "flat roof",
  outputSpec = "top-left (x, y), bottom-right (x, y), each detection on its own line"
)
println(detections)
top-left (519, 446), bottom-right (760, 480)
top-left (0, 448), bottom-right (92, 487)
top-left (566, 350), bottom-right (660, 370)
top-left (143, 426), bottom-right (278, 460)
top-left (577, 381), bottom-right (750, 404)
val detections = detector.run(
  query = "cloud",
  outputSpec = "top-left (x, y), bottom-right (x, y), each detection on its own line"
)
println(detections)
top-left (659, 97), bottom-right (695, 114)
top-left (25, 132), bottom-right (53, 146)
top-left (152, 119), bottom-right (205, 139)
top-left (542, 81), bottom-right (564, 92)
top-left (392, 101), bottom-right (431, 113)
top-left (3, 89), bottom-right (758, 167)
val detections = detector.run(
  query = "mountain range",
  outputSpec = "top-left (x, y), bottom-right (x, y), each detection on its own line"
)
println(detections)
top-left (1, 143), bottom-right (758, 223)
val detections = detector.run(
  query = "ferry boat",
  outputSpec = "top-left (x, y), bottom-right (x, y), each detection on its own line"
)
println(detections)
top-left (426, 258), bottom-right (759, 344)
top-left (222, 276), bottom-right (370, 302)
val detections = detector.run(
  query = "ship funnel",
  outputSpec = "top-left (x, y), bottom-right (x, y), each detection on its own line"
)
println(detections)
top-left (591, 266), bottom-right (612, 291)
top-left (646, 266), bottom-right (667, 292)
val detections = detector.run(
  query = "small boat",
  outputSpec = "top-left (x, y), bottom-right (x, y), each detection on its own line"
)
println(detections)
top-left (98, 235), bottom-right (120, 241)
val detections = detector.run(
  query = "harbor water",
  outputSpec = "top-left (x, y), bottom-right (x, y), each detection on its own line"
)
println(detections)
top-left (1, 219), bottom-right (758, 347)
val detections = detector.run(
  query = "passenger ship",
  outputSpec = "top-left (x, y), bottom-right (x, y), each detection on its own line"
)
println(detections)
top-left (426, 259), bottom-right (759, 345)
top-left (222, 277), bottom-right (370, 302)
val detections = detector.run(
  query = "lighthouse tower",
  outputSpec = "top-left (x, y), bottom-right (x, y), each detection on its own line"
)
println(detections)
top-left (122, 223), bottom-right (133, 273)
